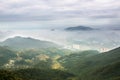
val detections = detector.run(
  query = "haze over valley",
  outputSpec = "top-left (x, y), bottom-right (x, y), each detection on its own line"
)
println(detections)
top-left (0, 26), bottom-right (120, 52)
top-left (0, 0), bottom-right (120, 80)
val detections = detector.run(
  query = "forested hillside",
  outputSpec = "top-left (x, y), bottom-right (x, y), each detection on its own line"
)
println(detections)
top-left (0, 42), bottom-right (120, 80)
top-left (58, 47), bottom-right (120, 80)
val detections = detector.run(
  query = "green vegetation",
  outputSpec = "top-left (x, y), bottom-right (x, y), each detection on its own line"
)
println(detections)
top-left (0, 42), bottom-right (120, 80)
top-left (0, 36), bottom-right (58, 50)
top-left (59, 47), bottom-right (120, 80)
top-left (0, 68), bottom-right (75, 80)
top-left (0, 46), bottom-right (16, 67)
top-left (58, 50), bottom-right (99, 74)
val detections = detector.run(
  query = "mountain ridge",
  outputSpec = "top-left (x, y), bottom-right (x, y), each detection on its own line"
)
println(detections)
top-left (0, 36), bottom-right (58, 50)
top-left (65, 26), bottom-right (95, 31)
top-left (58, 46), bottom-right (120, 80)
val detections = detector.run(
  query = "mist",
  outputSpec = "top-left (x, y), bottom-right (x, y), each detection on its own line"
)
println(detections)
top-left (0, 28), bottom-right (120, 52)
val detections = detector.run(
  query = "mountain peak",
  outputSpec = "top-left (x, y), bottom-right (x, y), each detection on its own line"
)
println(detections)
top-left (11, 36), bottom-right (34, 40)
top-left (0, 36), bottom-right (58, 50)
top-left (65, 26), bottom-right (94, 31)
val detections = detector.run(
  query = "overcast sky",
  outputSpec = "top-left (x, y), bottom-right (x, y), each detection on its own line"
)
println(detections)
top-left (0, 0), bottom-right (120, 51)
top-left (0, 0), bottom-right (120, 30)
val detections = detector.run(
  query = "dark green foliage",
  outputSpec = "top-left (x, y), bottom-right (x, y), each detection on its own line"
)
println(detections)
top-left (58, 50), bottom-right (99, 74)
top-left (19, 48), bottom-right (71, 58)
top-left (15, 68), bottom-right (75, 80)
top-left (91, 61), bottom-right (120, 80)
top-left (14, 48), bottom-right (72, 68)
top-left (0, 68), bottom-right (75, 80)
top-left (14, 59), bottom-right (31, 66)
top-left (33, 59), bottom-right (52, 69)
top-left (19, 49), bottom-right (40, 59)
top-left (59, 47), bottom-right (120, 80)
top-left (0, 41), bottom-right (120, 80)
top-left (0, 70), bottom-right (22, 80)
top-left (0, 46), bottom-right (16, 66)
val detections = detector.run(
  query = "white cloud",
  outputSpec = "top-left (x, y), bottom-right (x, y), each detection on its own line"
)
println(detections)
top-left (0, 0), bottom-right (119, 28)
top-left (0, 30), bottom-right (14, 41)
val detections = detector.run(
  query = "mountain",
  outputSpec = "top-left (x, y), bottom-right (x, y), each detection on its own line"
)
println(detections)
top-left (58, 50), bottom-right (100, 74)
top-left (58, 47), bottom-right (120, 80)
top-left (107, 27), bottom-right (120, 30)
top-left (0, 36), bottom-right (58, 50)
top-left (0, 68), bottom-right (75, 80)
top-left (65, 26), bottom-right (94, 31)
top-left (0, 46), bottom-right (16, 67)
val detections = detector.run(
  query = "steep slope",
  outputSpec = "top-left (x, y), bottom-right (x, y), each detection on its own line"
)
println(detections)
top-left (0, 36), bottom-right (58, 50)
top-left (58, 50), bottom-right (100, 74)
top-left (58, 47), bottom-right (120, 80)
top-left (92, 61), bottom-right (120, 80)
top-left (0, 46), bottom-right (16, 67)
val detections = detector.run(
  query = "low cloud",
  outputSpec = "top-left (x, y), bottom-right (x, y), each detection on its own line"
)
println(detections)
top-left (0, 30), bottom-right (13, 41)
top-left (0, 0), bottom-right (119, 21)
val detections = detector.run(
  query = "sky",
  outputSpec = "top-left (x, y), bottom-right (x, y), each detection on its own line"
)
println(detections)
top-left (0, 0), bottom-right (120, 30)
top-left (0, 0), bottom-right (120, 51)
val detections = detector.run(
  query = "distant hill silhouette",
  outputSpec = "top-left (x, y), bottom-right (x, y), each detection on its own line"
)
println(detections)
top-left (0, 36), bottom-right (58, 50)
top-left (65, 26), bottom-right (94, 31)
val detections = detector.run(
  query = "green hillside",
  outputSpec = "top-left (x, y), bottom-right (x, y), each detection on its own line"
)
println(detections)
top-left (0, 40), bottom-right (120, 80)
top-left (0, 68), bottom-right (75, 80)
top-left (58, 47), bottom-right (120, 80)
top-left (0, 36), bottom-right (58, 50)
top-left (0, 46), bottom-right (16, 67)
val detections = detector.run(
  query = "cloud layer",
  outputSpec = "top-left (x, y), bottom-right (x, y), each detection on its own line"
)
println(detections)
top-left (0, 30), bottom-right (14, 41)
top-left (0, 0), bottom-right (120, 21)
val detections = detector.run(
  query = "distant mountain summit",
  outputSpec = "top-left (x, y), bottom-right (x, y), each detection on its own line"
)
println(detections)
top-left (0, 36), bottom-right (58, 50)
top-left (65, 26), bottom-right (94, 31)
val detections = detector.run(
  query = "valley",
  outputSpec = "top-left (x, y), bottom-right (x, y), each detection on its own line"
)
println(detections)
top-left (0, 36), bottom-right (120, 80)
